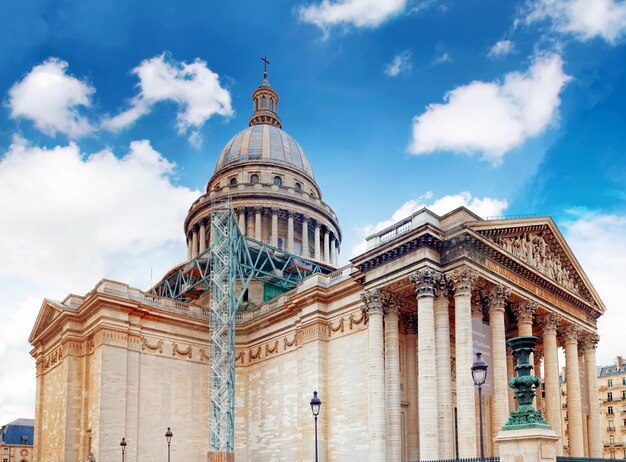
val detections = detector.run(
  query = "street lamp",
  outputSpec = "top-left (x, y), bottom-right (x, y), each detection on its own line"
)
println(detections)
top-left (165, 427), bottom-right (173, 462)
top-left (120, 437), bottom-right (127, 462)
top-left (472, 352), bottom-right (488, 462)
top-left (310, 391), bottom-right (322, 462)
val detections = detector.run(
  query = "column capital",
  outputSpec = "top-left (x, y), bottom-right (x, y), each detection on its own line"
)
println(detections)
top-left (361, 288), bottom-right (385, 316)
top-left (488, 284), bottom-right (511, 313)
top-left (511, 300), bottom-right (538, 323)
top-left (537, 312), bottom-right (562, 335)
top-left (254, 206), bottom-right (263, 213)
top-left (447, 266), bottom-right (478, 296)
top-left (401, 312), bottom-right (418, 334)
top-left (433, 274), bottom-right (451, 299)
top-left (286, 210), bottom-right (294, 218)
top-left (302, 216), bottom-right (311, 224)
top-left (580, 333), bottom-right (600, 352)
top-left (559, 323), bottom-right (582, 345)
top-left (271, 207), bottom-right (279, 214)
top-left (535, 348), bottom-right (543, 361)
top-left (409, 267), bottom-right (443, 298)
top-left (383, 293), bottom-right (401, 317)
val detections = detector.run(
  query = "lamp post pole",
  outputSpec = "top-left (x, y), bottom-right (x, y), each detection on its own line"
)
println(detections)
top-left (310, 391), bottom-right (322, 462)
top-left (120, 437), bottom-right (127, 462)
top-left (472, 352), bottom-right (488, 462)
top-left (165, 427), bottom-right (173, 462)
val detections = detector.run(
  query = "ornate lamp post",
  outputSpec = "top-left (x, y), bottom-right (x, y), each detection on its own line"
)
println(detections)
top-left (310, 391), bottom-right (322, 462)
top-left (502, 336), bottom-right (550, 430)
top-left (472, 352), bottom-right (488, 462)
top-left (165, 427), bottom-right (173, 462)
top-left (120, 437), bottom-right (127, 462)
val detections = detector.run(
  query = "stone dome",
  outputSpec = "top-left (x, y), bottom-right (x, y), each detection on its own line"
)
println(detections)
top-left (214, 124), bottom-right (315, 180)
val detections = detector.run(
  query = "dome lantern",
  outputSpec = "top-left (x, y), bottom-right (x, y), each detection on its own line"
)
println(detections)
top-left (249, 56), bottom-right (282, 129)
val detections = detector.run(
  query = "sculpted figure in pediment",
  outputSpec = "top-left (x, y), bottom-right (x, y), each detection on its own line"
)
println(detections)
top-left (493, 233), bottom-right (580, 295)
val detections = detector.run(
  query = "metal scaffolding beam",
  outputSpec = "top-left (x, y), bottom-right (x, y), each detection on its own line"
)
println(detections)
top-left (149, 207), bottom-right (333, 453)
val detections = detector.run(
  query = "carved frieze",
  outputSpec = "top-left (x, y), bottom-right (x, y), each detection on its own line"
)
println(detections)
top-left (492, 232), bottom-right (581, 295)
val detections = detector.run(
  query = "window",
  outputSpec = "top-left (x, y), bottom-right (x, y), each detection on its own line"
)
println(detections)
top-left (609, 406), bottom-right (614, 415)
top-left (609, 379), bottom-right (614, 388)
top-left (273, 176), bottom-right (282, 186)
top-left (623, 419), bottom-right (626, 426)
top-left (610, 420), bottom-right (615, 431)
top-left (623, 377), bottom-right (626, 386)
top-left (250, 174), bottom-right (259, 184)
top-left (610, 436), bottom-right (615, 446)
top-left (294, 182), bottom-right (302, 192)
top-left (277, 237), bottom-right (285, 250)
top-left (623, 390), bottom-right (626, 400)
top-left (609, 392), bottom-right (614, 401)
top-left (261, 95), bottom-right (267, 108)
top-left (269, 99), bottom-right (274, 111)
top-left (229, 177), bottom-right (237, 186)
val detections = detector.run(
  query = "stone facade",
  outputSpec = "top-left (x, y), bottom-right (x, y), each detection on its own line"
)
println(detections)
top-left (29, 73), bottom-right (606, 461)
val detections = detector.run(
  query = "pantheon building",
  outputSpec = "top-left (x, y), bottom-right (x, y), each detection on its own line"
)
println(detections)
top-left (29, 71), bottom-right (604, 462)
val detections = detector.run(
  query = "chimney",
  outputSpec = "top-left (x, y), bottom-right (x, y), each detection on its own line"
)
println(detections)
top-left (616, 356), bottom-right (623, 368)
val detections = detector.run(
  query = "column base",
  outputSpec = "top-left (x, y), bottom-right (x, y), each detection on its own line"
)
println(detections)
top-left (495, 427), bottom-right (559, 462)
top-left (207, 451), bottom-right (235, 462)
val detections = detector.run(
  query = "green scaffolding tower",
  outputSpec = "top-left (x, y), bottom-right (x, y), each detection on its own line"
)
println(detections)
top-left (150, 205), bottom-right (333, 454)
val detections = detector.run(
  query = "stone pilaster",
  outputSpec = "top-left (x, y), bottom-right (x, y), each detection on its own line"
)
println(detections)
top-left (271, 208), bottom-right (278, 247)
top-left (323, 230), bottom-right (330, 263)
top-left (489, 285), bottom-right (511, 445)
top-left (433, 276), bottom-right (454, 459)
top-left (199, 221), bottom-right (207, 254)
top-left (287, 211), bottom-right (294, 253)
top-left (410, 267), bottom-right (442, 460)
top-left (302, 217), bottom-right (309, 258)
top-left (402, 313), bottom-right (419, 461)
top-left (538, 313), bottom-right (562, 454)
top-left (361, 289), bottom-right (386, 461)
top-left (581, 333), bottom-right (601, 458)
top-left (314, 223), bottom-right (321, 261)
top-left (448, 266), bottom-right (478, 458)
top-left (254, 207), bottom-right (262, 241)
top-left (384, 294), bottom-right (402, 462)
top-left (560, 324), bottom-right (584, 457)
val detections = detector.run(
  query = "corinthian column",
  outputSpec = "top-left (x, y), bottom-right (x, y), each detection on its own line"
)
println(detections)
top-left (191, 227), bottom-right (198, 258)
top-left (287, 212), bottom-right (294, 253)
top-left (449, 266), bottom-right (478, 458)
top-left (302, 218), bottom-right (309, 258)
top-left (581, 333), bottom-right (602, 458)
top-left (199, 221), bottom-right (206, 253)
top-left (433, 277), bottom-right (454, 459)
top-left (488, 285), bottom-right (511, 442)
top-left (271, 208), bottom-right (278, 247)
top-left (254, 207), bottom-right (262, 241)
top-left (512, 300), bottom-right (537, 337)
top-left (314, 223), bottom-right (321, 261)
top-left (409, 268), bottom-right (441, 460)
top-left (561, 324), bottom-right (584, 457)
top-left (402, 313), bottom-right (419, 461)
top-left (361, 289), bottom-right (386, 461)
top-left (384, 294), bottom-right (402, 462)
top-left (539, 313), bottom-right (562, 453)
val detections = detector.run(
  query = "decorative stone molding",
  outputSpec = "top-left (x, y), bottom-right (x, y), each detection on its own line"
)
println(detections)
top-left (172, 342), bottom-right (192, 358)
top-left (511, 300), bottom-right (538, 323)
top-left (349, 310), bottom-right (367, 329)
top-left (283, 335), bottom-right (297, 349)
top-left (141, 337), bottom-right (163, 353)
top-left (330, 317), bottom-right (345, 333)
top-left (235, 350), bottom-right (245, 364)
top-left (265, 340), bottom-right (279, 355)
top-left (409, 267), bottom-right (443, 298)
top-left (249, 346), bottom-right (262, 360)
top-left (200, 348), bottom-right (211, 361)
top-left (579, 333), bottom-right (600, 351)
top-left (447, 266), bottom-right (478, 296)
top-left (43, 347), bottom-right (63, 371)
top-left (538, 313), bottom-right (562, 335)
top-left (488, 284), bottom-right (511, 312)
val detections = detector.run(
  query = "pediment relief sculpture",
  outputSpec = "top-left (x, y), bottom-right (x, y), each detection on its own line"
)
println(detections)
top-left (492, 232), bottom-right (581, 295)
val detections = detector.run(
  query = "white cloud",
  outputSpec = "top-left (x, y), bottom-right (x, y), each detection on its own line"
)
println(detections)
top-left (434, 51), bottom-right (452, 64)
top-left (298, 0), bottom-right (408, 29)
top-left (524, 0), bottom-right (626, 44)
top-left (385, 50), bottom-right (412, 77)
top-left (351, 192), bottom-right (508, 256)
top-left (8, 58), bottom-right (95, 138)
top-left (488, 39), bottom-right (515, 58)
top-left (408, 53), bottom-right (570, 164)
top-left (561, 210), bottom-right (626, 365)
top-left (0, 137), bottom-right (200, 422)
top-left (103, 54), bottom-right (233, 144)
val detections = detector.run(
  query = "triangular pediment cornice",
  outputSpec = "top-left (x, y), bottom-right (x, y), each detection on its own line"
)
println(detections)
top-left (464, 217), bottom-right (605, 315)
top-left (28, 299), bottom-right (68, 344)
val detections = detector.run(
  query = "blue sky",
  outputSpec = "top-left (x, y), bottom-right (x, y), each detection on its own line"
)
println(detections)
top-left (1, 0), bottom-right (626, 423)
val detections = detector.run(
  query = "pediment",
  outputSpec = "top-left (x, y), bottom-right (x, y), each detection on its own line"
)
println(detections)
top-left (468, 218), bottom-right (605, 312)
top-left (29, 300), bottom-right (66, 343)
